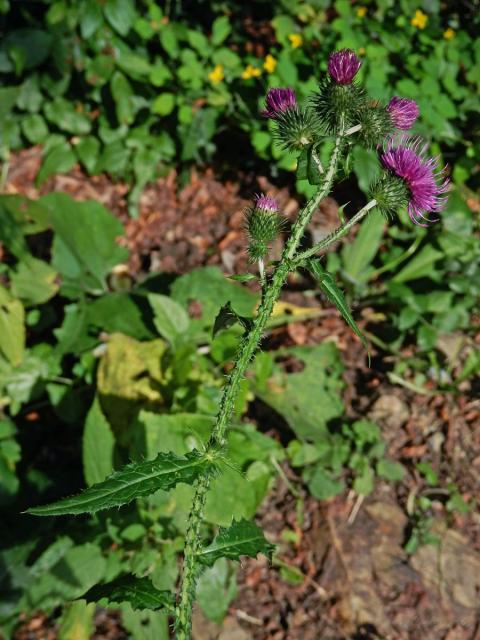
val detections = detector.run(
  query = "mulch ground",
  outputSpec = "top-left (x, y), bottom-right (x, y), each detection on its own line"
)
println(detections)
top-left (6, 150), bottom-right (480, 640)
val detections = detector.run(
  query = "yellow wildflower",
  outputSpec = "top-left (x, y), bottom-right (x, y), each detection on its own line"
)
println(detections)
top-left (411, 9), bottom-right (428, 29)
top-left (208, 64), bottom-right (224, 84)
top-left (356, 6), bottom-right (367, 18)
top-left (241, 64), bottom-right (261, 80)
top-left (263, 54), bottom-right (277, 74)
top-left (443, 27), bottom-right (455, 40)
top-left (288, 33), bottom-right (303, 49)
top-left (358, 47), bottom-right (366, 56)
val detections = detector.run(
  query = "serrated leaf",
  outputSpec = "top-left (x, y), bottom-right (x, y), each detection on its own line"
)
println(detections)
top-left (83, 575), bottom-right (174, 612)
top-left (197, 519), bottom-right (275, 567)
top-left (228, 273), bottom-right (257, 283)
top-left (27, 450), bottom-right (211, 516)
top-left (213, 302), bottom-right (253, 338)
top-left (307, 259), bottom-right (369, 358)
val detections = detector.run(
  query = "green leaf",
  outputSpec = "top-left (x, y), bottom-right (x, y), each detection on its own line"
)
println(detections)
top-left (27, 449), bottom-right (211, 516)
top-left (171, 267), bottom-right (257, 339)
top-left (254, 343), bottom-right (344, 441)
top-left (104, 0), bottom-right (136, 36)
top-left (111, 71), bottom-right (134, 125)
top-left (376, 459), bottom-right (404, 482)
top-left (83, 575), bottom-right (174, 612)
top-left (42, 193), bottom-right (128, 296)
top-left (341, 209), bottom-right (385, 283)
top-left (147, 293), bottom-right (189, 344)
top-left (306, 259), bottom-right (369, 356)
top-left (212, 301), bottom-right (252, 338)
top-left (22, 114), bottom-right (48, 144)
top-left (211, 16), bottom-right (231, 45)
top-left (305, 465), bottom-right (344, 500)
top-left (75, 137), bottom-right (100, 174)
top-left (83, 397), bottom-right (115, 486)
top-left (10, 257), bottom-right (58, 305)
top-left (37, 141), bottom-right (76, 185)
top-left (0, 286), bottom-right (25, 366)
top-left (152, 93), bottom-right (175, 116)
top-left (58, 600), bottom-right (95, 640)
top-left (197, 558), bottom-right (237, 624)
top-left (198, 519), bottom-right (275, 568)
top-left (227, 273), bottom-right (257, 283)
top-left (392, 245), bottom-right (443, 283)
top-left (44, 98), bottom-right (92, 135)
top-left (2, 28), bottom-right (52, 72)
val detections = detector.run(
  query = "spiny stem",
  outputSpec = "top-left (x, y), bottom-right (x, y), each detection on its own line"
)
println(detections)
top-left (174, 129), bottom-right (346, 639)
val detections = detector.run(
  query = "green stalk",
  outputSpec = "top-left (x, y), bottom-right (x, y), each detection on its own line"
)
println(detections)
top-left (174, 131), bottom-right (346, 640)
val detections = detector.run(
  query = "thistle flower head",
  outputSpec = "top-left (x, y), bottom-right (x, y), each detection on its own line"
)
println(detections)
top-left (387, 96), bottom-right (419, 130)
top-left (261, 88), bottom-right (297, 119)
top-left (254, 193), bottom-right (279, 213)
top-left (380, 136), bottom-right (449, 226)
top-left (245, 194), bottom-right (284, 261)
top-left (328, 49), bottom-right (362, 85)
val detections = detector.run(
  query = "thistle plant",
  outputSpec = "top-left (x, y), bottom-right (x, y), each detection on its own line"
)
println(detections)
top-left (26, 49), bottom-right (449, 638)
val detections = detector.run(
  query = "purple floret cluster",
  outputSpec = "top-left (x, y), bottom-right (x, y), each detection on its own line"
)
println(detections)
top-left (327, 49), bottom-right (362, 84)
top-left (381, 137), bottom-right (449, 226)
top-left (262, 88), bottom-right (297, 119)
top-left (387, 96), bottom-right (419, 130)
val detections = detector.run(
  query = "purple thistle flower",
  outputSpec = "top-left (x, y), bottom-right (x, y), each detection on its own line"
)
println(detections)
top-left (261, 88), bottom-right (297, 119)
top-left (387, 96), bottom-right (419, 130)
top-left (327, 49), bottom-right (362, 85)
top-left (254, 193), bottom-right (279, 213)
top-left (380, 137), bottom-right (449, 226)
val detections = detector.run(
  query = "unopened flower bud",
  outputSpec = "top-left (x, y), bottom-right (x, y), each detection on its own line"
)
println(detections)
top-left (245, 194), bottom-right (284, 261)
top-left (328, 49), bottom-right (362, 85)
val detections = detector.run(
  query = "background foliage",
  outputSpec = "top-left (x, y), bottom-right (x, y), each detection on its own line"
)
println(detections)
top-left (0, 0), bottom-right (479, 637)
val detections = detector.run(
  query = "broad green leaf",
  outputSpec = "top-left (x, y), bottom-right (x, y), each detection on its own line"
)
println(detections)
top-left (0, 286), bottom-right (25, 366)
top-left (96, 333), bottom-right (168, 440)
top-left (341, 209), bottom-right (385, 283)
top-left (10, 257), bottom-right (58, 305)
top-left (21, 543), bottom-right (106, 612)
top-left (104, 0), bottom-right (136, 35)
top-left (198, 519), bottom-right (275, 567)
top-left (27, 449), bottom-right (211, 516)
top-left (121, 605), bottom-right (170, 640)
top-left (147, 293), bottom-right (189, 344)
top-left (171, 267), bottom-right (257, 339)
top-left (111, 71), bottom-right (134, 125)
top-left (44, 98), bottom-right (92, 135)
top-left (211, 16), bottom-right (231, 45)
top-left (376, 459), bottom-right (405, 481)
top-left (197, 558), bottom-right (237, 624)
top-left (58, 600), bottom-right (95, 640)
top-left (254, 343), bottom-right (344, 441)
top-left (307, 259), bottom-right (369, 356)
top-left (212, 301), bottom-right (252, 338)
top-left (22, 114), bottom-right (48, 144)
top-left (88, 293), bottom-right (153, 340)
top-left (83, 575), bottom-right (174, 612)
top-left (305, 465), bottom-right (344, 499)
top-left (392, 245), bottom-right (443, 283)
top-left (41, 193), bottom-right (129, 295)
top-left (37, 141), bottom-right (76, 185)
top-left (83, 397), bottom-right (115, 486)
top-left (152, 93), bottom-right (175, 116)
top-left (75, 136), bottom-right (100, 174)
